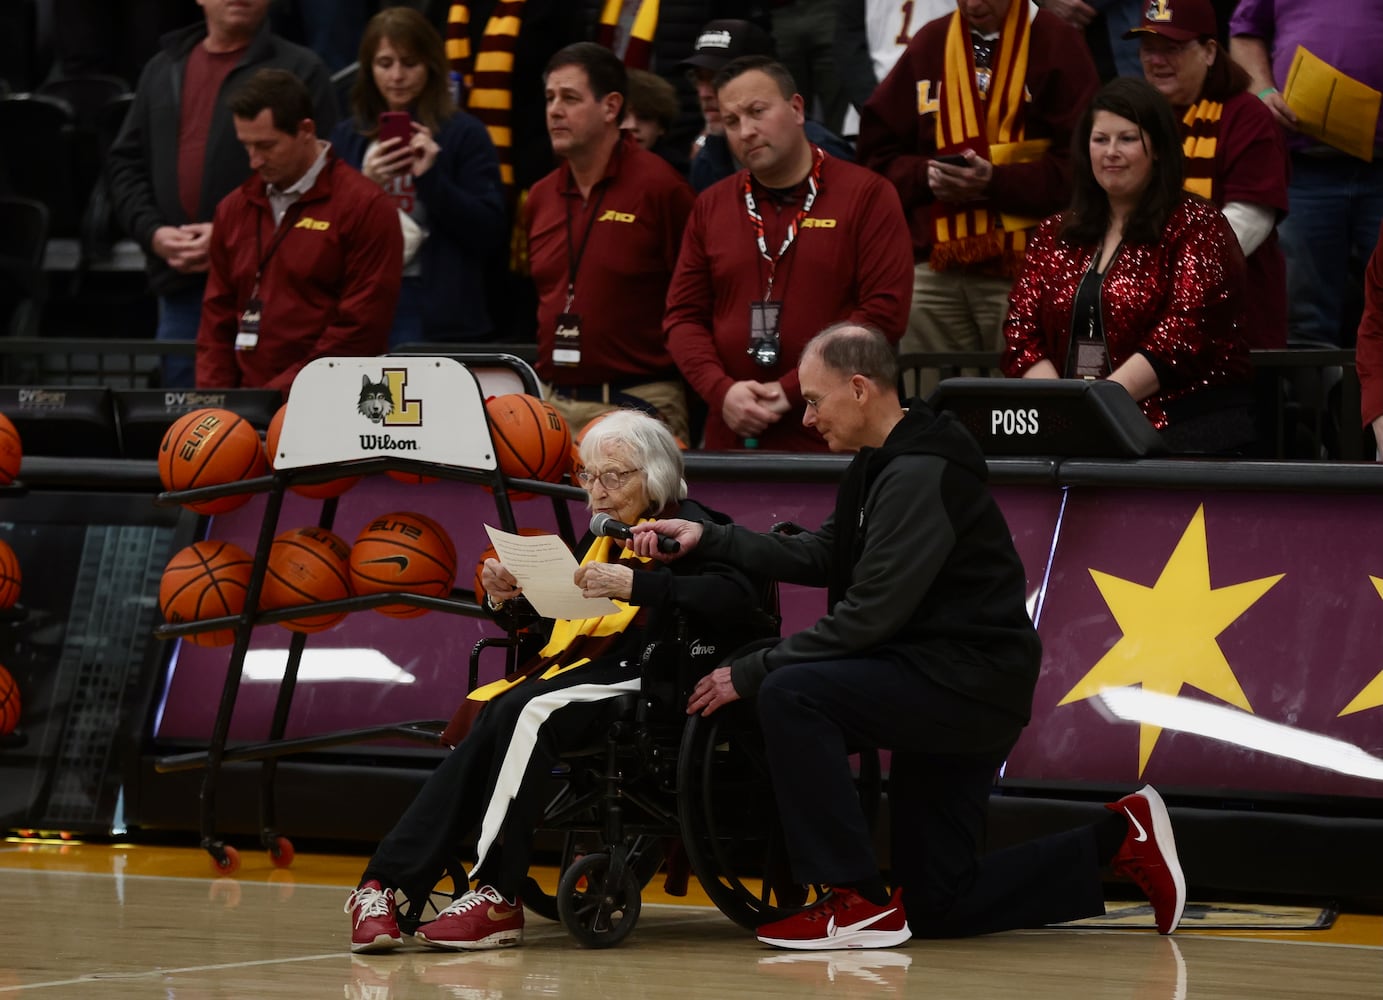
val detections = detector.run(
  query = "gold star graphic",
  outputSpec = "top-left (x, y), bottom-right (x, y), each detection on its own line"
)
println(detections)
top-left (1058, 505), bottom-right (1283, 775)
top-left (1339, 577), bottom-right (1383, 717)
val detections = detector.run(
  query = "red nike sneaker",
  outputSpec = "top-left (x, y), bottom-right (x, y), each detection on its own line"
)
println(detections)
top-left (415, 885), bottom-right (524, 951)
top-left (1107, 784), bottom-right (1186, 934)
top-left (344, 880), bottom-right (403, 953)
top-left (756, 887), bottom-right (910, 950)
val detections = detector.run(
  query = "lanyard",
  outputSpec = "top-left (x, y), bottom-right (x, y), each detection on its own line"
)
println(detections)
top-left (252, 202), bottom-right (305, 294)
top-left (563, 182), bottom-right (609, 312)
top-left (743, 145), bottom-right (824, 298)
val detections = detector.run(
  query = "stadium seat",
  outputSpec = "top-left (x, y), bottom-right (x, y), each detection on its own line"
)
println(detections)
top-left (0, 385), bottom-right (121, 458)
top-left (0, 196), bottom-right (48, 338)
top-left (0, 93), bottom-right (80, 237)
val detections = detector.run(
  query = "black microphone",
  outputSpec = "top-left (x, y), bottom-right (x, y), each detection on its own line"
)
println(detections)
top-left (590, 513), bottom-right (680, 553)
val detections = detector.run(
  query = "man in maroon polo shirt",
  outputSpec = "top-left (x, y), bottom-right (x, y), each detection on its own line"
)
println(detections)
top-left (665, 55), bottom-right (913, 452)
top-left (526, 42), bottom-right (695, 442)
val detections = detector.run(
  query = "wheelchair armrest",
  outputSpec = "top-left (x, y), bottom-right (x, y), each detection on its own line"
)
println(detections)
top-left (468, 634), bottom-right (521, 691)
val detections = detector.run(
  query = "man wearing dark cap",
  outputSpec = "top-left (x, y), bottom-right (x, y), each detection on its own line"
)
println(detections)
top-left (681, 18), bottom-right (854, 192)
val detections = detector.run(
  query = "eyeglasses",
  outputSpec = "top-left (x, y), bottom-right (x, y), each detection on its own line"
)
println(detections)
top-left (803, 385), bottom-right (846, 411)
top-left (576, 468), bottom-right (642, 490)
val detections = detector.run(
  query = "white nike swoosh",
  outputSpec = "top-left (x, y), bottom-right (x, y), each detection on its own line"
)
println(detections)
top-left (1124, 807), bottom-right (1149, 843)
top-left (826, 907), bottom-right (898, 936)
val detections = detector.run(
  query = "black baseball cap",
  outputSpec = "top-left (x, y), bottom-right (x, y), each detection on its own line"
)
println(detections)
top-left (677, 19), bottom-right (776, 73)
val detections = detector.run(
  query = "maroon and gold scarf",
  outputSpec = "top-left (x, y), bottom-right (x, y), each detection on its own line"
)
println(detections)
top-left (931, 1), bottom-right (1049, 275)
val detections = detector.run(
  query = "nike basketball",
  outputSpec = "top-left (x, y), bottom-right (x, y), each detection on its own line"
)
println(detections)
top-left (349, 511), bottom-right (457, 618)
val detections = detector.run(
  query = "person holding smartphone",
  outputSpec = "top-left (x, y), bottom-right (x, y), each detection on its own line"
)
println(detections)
top-left (857, 0), bottom-right (1099, 393)
top-left (331, 6), bottom-right (507, 347)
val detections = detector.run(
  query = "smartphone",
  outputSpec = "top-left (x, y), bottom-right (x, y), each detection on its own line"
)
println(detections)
top-left (933, 153), bottom-right (970, 167)
top-left (378, 111), bottom-right (412, 148)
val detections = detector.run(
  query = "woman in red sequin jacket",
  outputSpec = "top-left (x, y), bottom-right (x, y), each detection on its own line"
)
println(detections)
top-left (1002, 78), bottom-right (1251, 450)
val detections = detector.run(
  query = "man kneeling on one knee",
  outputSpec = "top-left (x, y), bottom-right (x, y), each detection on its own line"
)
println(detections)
top-left (631, 323), bottom-right (1186, 951)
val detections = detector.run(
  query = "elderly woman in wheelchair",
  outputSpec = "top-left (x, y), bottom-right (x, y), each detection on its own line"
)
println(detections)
top-left (345, 409), bottom-right (765, 953)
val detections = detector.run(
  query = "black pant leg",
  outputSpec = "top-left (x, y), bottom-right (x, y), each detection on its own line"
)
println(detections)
top-left (361, 708), bottom-right (508, 900)
top-left (890, 750), bottom-right (1107, 937)
top-left (470, 667), bottom-right (641, 898)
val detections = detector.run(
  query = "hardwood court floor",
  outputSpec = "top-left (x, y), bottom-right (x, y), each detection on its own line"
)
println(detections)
top-left (1, 838), bottom-right (1379, 998)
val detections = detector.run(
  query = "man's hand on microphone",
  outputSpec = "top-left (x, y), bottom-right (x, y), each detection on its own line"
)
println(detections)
top-left (574, 562), bottom-right (633, 600)
top-left (629, 518), bottom-right (701, 560)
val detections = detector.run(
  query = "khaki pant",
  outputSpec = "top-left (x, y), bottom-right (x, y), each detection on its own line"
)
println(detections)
top-left (904, 263), bottom-right (1014, 397)
top-left (543, 379), bottom-right (690, 446)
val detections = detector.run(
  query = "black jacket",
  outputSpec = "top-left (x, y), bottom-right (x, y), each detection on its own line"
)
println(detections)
top-left (105, 21), bottom-right (338, 295)
top-left (701, 401), bottom-right (1041, 726)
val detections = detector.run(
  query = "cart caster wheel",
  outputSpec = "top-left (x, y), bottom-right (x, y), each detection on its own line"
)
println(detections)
top-left (209, 843), bottom-right (240, 876)
top-left (268, 836), bottom-right (294, 868)
top-left (556, 853), bottom-right (640, 949)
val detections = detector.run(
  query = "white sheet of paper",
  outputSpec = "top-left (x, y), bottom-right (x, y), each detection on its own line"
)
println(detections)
top-left (484, 525), bottom-right (620, 620)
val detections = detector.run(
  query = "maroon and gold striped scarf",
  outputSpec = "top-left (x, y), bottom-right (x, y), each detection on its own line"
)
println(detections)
top-left (1180, 99), bottom-right (1221, 202)
top-left (930, 1), bottom-right (1049, 275)
top-left (446, 1), bottom-right (526, 193)
top-left (594, 0), bottom-right (660, 69)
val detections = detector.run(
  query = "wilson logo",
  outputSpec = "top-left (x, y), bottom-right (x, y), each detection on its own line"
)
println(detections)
top-left (597, 210), bottom-right (636, 223)
top-left (294, 216), bottom-right (331, 231)
top-left (358, 434), bottom-right (420, 451)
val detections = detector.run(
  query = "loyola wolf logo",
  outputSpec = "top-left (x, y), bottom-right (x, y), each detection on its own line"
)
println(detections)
top-left (358, 375), bottom-right (394, 423)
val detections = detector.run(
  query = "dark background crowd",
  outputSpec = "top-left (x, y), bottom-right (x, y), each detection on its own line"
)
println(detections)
top-left (0, 0), bottom-right (1380, 457)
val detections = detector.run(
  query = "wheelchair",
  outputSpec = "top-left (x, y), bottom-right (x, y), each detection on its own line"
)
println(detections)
top-left (394, 581), bottom-right (882, 949)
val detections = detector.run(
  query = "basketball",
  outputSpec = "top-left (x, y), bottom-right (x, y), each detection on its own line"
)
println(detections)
top-left (350, 511), bottom-right (457, 618)
top-left (265, 405), bottom-right (360, 499)
top-left (0, 664), bottom-right (19, 736)
top-left (159, 540), bottom-right (255, 647)
top-left (386, 469), bottom-right (439, 485)
top-left (260, 526), bottom-right (353, 633)
top-left (158, 408), bottom-right (268, 515)
top-left (0, 413), bottom-right (22, 485)
top-left (486, 394), bottom-right (571, 485)
top-left (471, 529), bottom-right (552, 605)
top-left (0, 539), bottom-right (20, 609)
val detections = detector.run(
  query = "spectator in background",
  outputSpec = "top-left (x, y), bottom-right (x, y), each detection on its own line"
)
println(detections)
top-left (770, 0), bottom-right (848, 134)
top-left (834, 0), bottom-right (950, 136)
top-left (1003, 78), bottom-right (1253, 454)
top-left (1130, 0), bottom-right (1288, 349)
top-left (1356, 223), bottom-right (1383, 456)
top-left (582, 1), bottom-right (777, 178)
top-left (1230, 0), bottom-right (1383, 348)
top-left (106, 0), bottom-right (336, 388)
top-left (665, 56), bottom-right (912, 452)
top-left (197, 69), bottom-right (401, 393)
top-left (270, 0), bottom-right (370, 73)
top-left (527, 44), bottom-right (695, 441)
top-left (438, 1), bottom-right (585, 343)
top-left (332, 6), bottom-right (507, 347)
top-left (679, 19), bottom-right (854, 193)
top-left (1040, 0), bottom-right (1144, 80)
top-left (622, 67), bottom-right (680, 154)
top-left (858, 0), bottom-right (1097, 390)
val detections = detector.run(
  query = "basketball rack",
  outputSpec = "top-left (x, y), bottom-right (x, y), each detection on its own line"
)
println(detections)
top-left (151, 355), bottom-right (584, 875)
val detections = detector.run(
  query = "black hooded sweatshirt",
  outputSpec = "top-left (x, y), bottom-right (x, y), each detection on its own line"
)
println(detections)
top-left (698, 400), bottom-right (1041, 728)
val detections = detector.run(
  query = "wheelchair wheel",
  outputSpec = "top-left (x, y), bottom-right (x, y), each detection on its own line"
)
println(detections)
top-left (677, 705), bottom-right (881, 930)
top-left (556, 852), bottom-right (642, 949)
